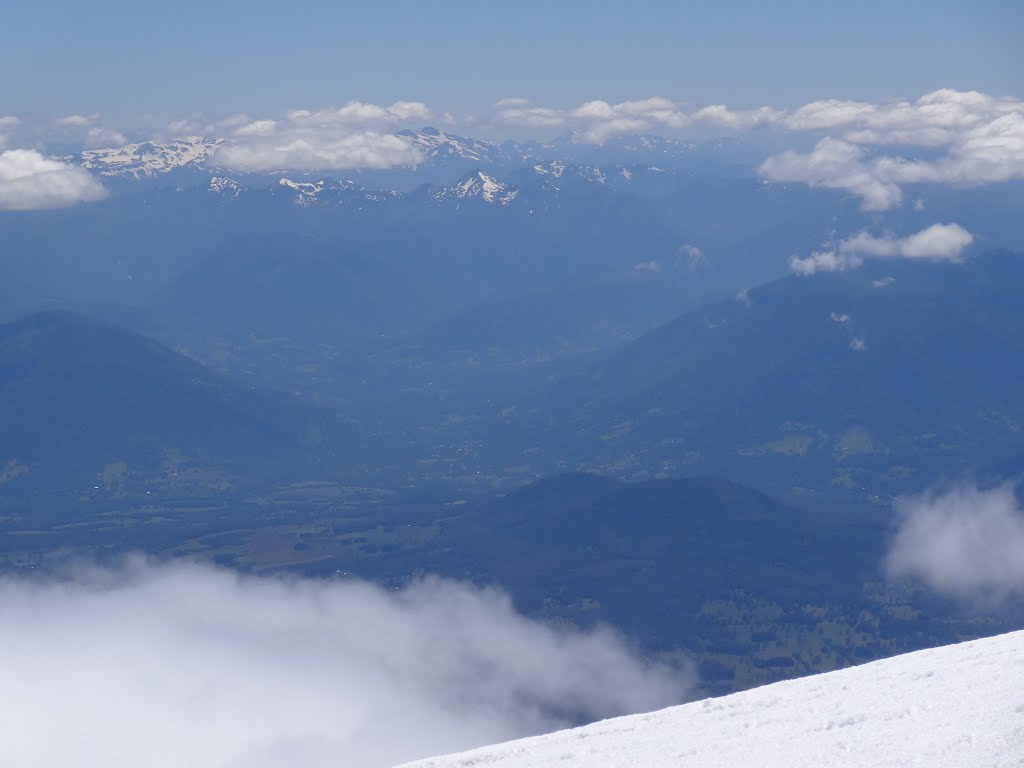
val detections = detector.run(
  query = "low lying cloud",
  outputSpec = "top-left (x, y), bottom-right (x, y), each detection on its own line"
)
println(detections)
top-left (0, 149), bottom-right (107, 210)
top-left (790, 223), bottom-right (973, 275)
top-left (0, 560), bottom-right (690, 768)
top-left (213, 100), bottom-right (431, 172)
top-left (886, 484), bottom-right (1024, 603)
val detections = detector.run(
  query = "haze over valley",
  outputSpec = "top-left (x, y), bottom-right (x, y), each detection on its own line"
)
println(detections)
top-left (2, 2), bottom-right (1023, 764)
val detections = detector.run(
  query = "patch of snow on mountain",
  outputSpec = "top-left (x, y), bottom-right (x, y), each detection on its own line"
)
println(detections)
top-left (208, 176), bottom-right (244, 198)
top-left (399, 629), bottom-right (1024, 768)
top-left (279, 177), bottom-right (325, 195)
top-left (81, 136), bottom-right (222, 179)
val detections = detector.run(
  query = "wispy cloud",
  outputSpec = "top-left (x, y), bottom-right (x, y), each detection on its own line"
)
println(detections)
top-left (0, 149), bottom-right (107, 210)
top-left (494, 97), bottom-right (691, 144)
top-left (790, 223), bottom-right (973, 275)
top-left (0, 560), bottom-right (690, 768)
top-left (885, 484), bottom-right (1024, 604)
top-left (0, 116), bottom-right (21, 150)
top-left (56, 113), bottom-right (100, 128)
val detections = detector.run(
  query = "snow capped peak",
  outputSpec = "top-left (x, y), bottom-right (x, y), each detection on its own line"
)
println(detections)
top-left (274, 177), bottom-right (398, 207)
top-left (80, 136), bottom-right (223, 179)
top-left (401, 629), bottom-right (1024, 768)
top-left (432, 170), bottom-right (518, 205)
top-left (208, 176), bottom-right (244, 198)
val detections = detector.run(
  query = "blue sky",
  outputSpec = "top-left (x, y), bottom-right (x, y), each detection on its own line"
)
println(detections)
top-left (3, 0), bottom-right (1020, 126)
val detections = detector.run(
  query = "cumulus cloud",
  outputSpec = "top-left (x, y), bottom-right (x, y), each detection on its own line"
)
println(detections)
top-left (0, 149), bottom-right (107, 210)
top-left (760, 137), bottom-right (905, 210)
top-left (782, 89), bottom-right (1022, 145)
top-left (213, 100), bottom-right (431, 171)
top-left (886, 484), bottom-right (1024, 603)
top-left (0, 560), bottom-right (690, 768)
top-left (841, 223), bottom-right (973, 261)
top-left (760, 92), bottom-right (1024, 209)
top-left (789, 223), bottom-right (973, 275)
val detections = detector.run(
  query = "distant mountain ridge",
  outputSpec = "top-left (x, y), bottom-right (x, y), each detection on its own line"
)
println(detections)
top-left (68, 127), bottom-right (713, 184)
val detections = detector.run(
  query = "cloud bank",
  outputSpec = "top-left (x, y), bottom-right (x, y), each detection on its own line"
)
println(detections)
top-left (489, 90), bottom-right (1022, 207)
top-left (0, 560), bottom-right (690, 768)
top-left (885, 484), bottom-right (1024, 603)
top-left (790, 223), bottom-right (973, 275)
top-left (759, 91), bottom-right (1024, 209)
top-left (214, 100), bottom-right (431, 171)
top-left (0, 149), bottom-right (107, 210)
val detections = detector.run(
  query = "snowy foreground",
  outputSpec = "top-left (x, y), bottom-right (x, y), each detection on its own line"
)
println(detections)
top-left (399, 630), bottom-right (1024, 768)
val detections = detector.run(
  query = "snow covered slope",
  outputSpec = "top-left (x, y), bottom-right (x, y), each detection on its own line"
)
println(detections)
top-left (80, 136), bottom-right (222, 179)
top-left (430, 171), bottom-right (519, 204)
top-left (399, 630), bottom-right (1024, 768)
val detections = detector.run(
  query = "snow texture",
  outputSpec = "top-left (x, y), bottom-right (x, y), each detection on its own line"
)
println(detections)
top-left (399, 629), bottom-right (1024, 768)
top-left (81, 136), bottom-right (222, 179)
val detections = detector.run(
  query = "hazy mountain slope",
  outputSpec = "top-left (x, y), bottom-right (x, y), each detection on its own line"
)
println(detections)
top-left (400, 629), bottom-right (1024, 768)
top-left (0, 311), bottom-right (341, 495)
top-left (507, 250), bottom-right (1024, 500)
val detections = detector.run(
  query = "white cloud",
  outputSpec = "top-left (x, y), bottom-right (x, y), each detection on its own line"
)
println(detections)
top-left (84, 126), bottom-right (129, 149)
top-left (790, 249), bottom-right (861, 276)
top-left (840, 223), bottom-right (973, 261)
top-left (759, 137), bottom-right (905, 211)
top-left (633, 260), bottom-right (661, 273)
top-left (760, 92), bottom-right (1024, 210)
top-left (0, 149), bottom-right (107, 210)
top-left (886, 484), bottom-right (1024, 603)
top-left (0, 560), bottom-right (689, 768)
top-left (495, 97), bottom-right (530, 108)
top-left (693, 104), bottom-right (783, 130)
top-left (495, 97), bottom-right (689, 144)
top-left (679, 243), bottom-right (705, 267)
top-left (216, 132), bottom-right (422, 172)
top-left (213, 100), bottom-right (431, 172)
top-left (56, 113), bottom-right (99, 128)
top-left (790, 223), bottom-right (973, 275)
top-left (0, 115), bottom-right (20, 130)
